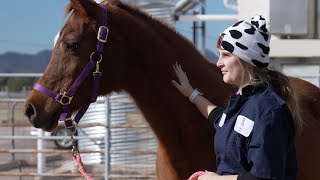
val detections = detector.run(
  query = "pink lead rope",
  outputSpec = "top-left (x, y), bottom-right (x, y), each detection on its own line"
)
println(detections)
top-left (72, 133), bottom-right (94, 180)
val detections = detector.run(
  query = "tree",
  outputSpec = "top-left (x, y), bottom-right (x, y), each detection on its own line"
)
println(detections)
top-left (7, 77), bottom-right (39, 92)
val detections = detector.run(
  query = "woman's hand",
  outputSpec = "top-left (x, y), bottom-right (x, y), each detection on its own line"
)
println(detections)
top-left (198, 171), bottom-right (218, 180)
top-left (171, 62), bottom-right (194, 97)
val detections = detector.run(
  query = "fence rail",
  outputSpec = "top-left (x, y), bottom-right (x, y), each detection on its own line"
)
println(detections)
top-left (0, 96), bottom-right (157, 179)
top-left (0, 149), bottom-right (103, 154)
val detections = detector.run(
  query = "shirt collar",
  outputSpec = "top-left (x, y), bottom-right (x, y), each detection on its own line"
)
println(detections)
top-left (241, 83), bottom-right (267, 96)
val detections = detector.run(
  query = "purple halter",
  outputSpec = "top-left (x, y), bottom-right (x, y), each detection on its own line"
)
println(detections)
top-left (33, 4), bottom-right (109, 129)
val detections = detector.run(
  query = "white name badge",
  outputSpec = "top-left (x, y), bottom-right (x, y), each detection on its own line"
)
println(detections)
top-left (219, 113), bottom-right (227, 127)
top-left (234, 115), bottom-right (254, 137)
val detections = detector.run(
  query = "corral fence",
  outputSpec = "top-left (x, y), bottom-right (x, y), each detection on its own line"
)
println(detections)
top-left (0, 73), bottom-right (157, 180)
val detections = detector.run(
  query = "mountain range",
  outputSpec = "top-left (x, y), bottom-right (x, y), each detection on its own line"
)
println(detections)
top-left (0, 49), bottom-right (218, 73)
top-left (0, 50), bottom-right (52, 73)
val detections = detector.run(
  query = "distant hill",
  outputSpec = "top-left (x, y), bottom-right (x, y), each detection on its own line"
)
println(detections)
top-left (0, 50), bottom-right (52, 73)
top-left (0, 49), bottom-right (217, 73)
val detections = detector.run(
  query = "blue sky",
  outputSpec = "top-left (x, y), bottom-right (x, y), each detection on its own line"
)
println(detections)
top-left (0, 0), bottom-right (236, 54)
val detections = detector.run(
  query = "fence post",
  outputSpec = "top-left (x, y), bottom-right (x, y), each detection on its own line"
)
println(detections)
top-left (104, 96), bottom-right (110, 179)
top-left (37, 129), bottom-right (46, 174)
top-left (10, 102), bottom-right (18, 161)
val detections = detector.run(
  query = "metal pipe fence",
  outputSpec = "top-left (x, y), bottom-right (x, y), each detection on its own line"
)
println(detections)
top-left (0, 98), bottom-right (108, 180)
top-left (0, 96), bottom-right (157, 180)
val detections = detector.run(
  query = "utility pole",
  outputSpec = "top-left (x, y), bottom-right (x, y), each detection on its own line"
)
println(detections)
top-left (201, 0), bottom-right (206, 52)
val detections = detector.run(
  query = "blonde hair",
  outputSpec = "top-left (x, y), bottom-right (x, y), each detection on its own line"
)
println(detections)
top-left (238, 59), bottom-right (302, 132)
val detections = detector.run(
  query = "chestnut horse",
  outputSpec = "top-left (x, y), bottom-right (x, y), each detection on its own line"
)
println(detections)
top-left (24, 0), bottom-right (320, 179)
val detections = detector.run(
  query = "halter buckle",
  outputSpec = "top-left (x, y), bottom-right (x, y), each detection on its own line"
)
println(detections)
top-left (57, 92), bottom-right (73, 105)
top-left (97, 26), bottom-right (109, 43)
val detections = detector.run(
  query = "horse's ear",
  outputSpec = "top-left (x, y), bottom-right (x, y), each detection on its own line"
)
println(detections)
top-left (69, 0), bottom-right (100, 19)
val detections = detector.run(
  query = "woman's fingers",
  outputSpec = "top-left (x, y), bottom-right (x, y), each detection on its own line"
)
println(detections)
top-left (175, 65), bottom-right (186, 77)
top-left (172, 62), bottom-right (193, 97)
top-left (173, 63), bottom-right (183, 77)
top-left (171, 80), bottom-right (180, 89)
top-left (171, 80), bottom-right (184, 93)
top-left (173, 63), bottom-right (184, 80)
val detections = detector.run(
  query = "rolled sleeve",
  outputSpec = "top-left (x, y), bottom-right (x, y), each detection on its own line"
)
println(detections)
top-left (208, 108), bottom-right (223, 127)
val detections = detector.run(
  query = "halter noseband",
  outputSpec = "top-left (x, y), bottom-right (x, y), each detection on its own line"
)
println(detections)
top-left (33, 4), bottom-right (109, 130)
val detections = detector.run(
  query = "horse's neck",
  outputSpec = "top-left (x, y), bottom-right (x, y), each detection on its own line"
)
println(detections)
top-left (108, 6), bottom-right (231, 144)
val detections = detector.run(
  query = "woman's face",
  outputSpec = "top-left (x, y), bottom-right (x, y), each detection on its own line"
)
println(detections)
top-left (216, 49), bottom-right (247, 86)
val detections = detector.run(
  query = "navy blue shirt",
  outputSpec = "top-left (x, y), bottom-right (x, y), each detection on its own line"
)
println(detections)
top-left (208, 84), bottom-right (297, 180)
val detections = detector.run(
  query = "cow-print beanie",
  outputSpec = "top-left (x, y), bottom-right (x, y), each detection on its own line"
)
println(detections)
top-left (217, 15), bottom-right (270, 68)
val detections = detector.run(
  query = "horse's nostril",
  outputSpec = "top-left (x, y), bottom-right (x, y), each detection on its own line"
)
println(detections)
top-left (25, 104), bottom-right (35, 119)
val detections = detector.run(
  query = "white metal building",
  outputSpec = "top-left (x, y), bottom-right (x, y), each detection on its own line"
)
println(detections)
top-left (237, 0), bottom-right (320, 87)
top-left (177, 0), bottom-right (320, 87)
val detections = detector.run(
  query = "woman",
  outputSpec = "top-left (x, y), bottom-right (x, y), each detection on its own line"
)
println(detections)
top-left (172, 15), bottom-right (301, 180)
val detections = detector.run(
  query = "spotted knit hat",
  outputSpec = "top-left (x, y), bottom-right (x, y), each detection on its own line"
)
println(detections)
top-left (217, 15), bottom-right (271, 68)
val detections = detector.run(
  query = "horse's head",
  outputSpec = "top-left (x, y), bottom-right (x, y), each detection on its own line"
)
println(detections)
top-left (24, 0), bottom-right (127, 131)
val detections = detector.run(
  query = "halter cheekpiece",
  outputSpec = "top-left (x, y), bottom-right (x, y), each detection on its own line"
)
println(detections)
top-left (33, 4), bottom-right (108, 179)
top-left (33, 4), bottom-right (108, 130)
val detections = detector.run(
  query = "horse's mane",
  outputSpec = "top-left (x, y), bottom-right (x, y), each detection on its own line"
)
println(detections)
top-left (105, 0), bottom-right (228, 108)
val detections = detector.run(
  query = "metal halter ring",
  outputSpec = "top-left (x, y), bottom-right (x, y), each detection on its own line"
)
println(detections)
top-left (64, 117), bottom-right (75, 129)
top-left (90, 52), bottom-right (102, 63)
top-left (57, 92), bottom-right (74, 105)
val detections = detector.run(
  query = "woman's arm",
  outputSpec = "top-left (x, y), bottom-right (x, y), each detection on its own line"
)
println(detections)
top-left (171, 63), bottom-right (217, 119)
top-left (192, 93), bottom-right (217, 119)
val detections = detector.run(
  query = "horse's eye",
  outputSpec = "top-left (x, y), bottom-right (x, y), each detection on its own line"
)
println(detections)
top-left (66, 42), bottom-right (80, 53)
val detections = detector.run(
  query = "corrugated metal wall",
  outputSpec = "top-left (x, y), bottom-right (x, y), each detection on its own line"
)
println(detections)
top-left (79, 1), bottom-right (176, 179)
top-left (79, 94), bottom-right (158, 179)
top-left (78, 96), bottom-right (108, 164)
top-left (108, 94), bottom-right (157, 179)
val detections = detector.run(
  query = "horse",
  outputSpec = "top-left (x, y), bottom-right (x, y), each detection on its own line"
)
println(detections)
top-left (24, 0), bottom-right (320, 179)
